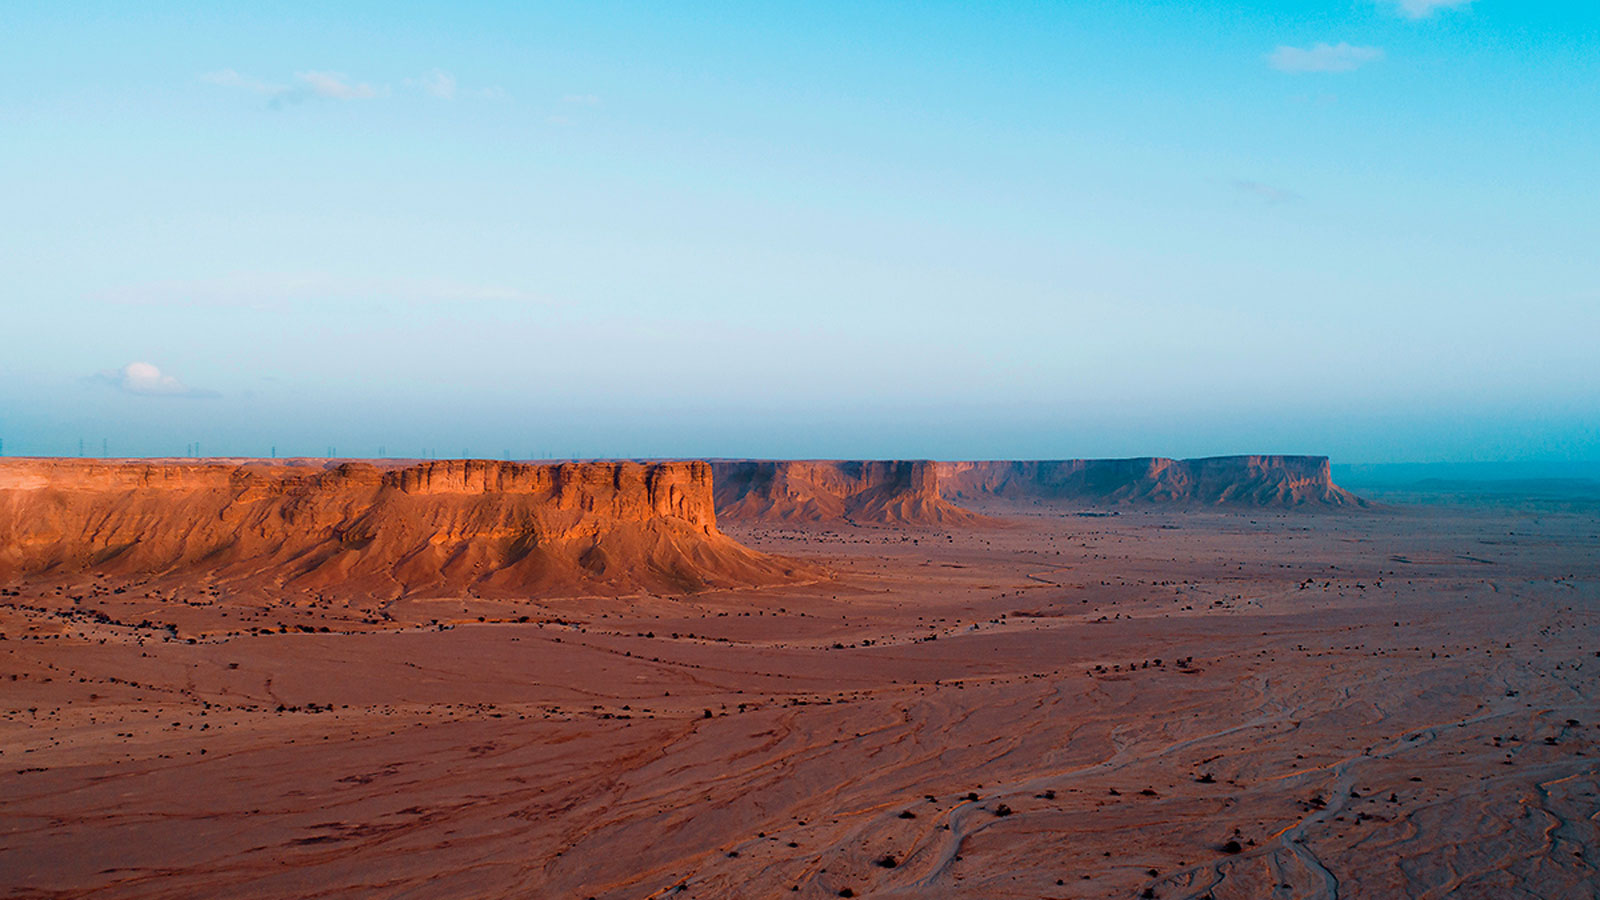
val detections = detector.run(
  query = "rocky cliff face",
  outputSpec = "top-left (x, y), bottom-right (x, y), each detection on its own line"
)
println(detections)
top-left (710, 460), bottom-right (984, 526)
top-left (936, 456), bottom-right (1365, 507)
top-left (709, 456), bottom-right (1361, 525)
top-left (0, 458), bottom-right (811, 598)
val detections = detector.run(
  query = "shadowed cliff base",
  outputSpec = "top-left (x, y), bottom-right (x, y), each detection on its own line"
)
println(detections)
top-left (0, 458), bottom-right (819, 602)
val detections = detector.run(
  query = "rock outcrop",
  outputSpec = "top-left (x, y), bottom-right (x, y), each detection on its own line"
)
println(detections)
top-left (936, 456), bottom-right (1365, 507)
top-left (0, 458), bottom-right (813, 598)
top-left (710, 460), bottom-right (985, 526)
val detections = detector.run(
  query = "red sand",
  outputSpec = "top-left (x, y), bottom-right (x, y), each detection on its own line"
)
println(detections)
top-left (2, 461), bottom-right (1597, 899)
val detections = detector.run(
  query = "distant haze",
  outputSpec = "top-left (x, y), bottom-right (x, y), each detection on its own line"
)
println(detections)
top-left (2, 2), bottom-right (1596, 463)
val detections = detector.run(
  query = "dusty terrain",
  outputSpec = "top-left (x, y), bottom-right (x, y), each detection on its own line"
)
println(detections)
top-left (3, 466), bottom-right (1598, 898)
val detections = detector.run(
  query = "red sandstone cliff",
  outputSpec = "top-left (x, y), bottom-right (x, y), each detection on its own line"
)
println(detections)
top-left (710, 460), bottom-right (986, 526)
top-left (936, 456), bottom-right (1365, 507)
top-left (0, 458), bottom-right (813, 598)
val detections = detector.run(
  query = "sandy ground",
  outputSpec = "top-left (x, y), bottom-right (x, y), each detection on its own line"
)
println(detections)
top-left (3, 495), bottom-right (1598, 898)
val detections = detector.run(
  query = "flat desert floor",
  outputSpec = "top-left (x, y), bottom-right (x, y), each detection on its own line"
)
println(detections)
top-left (3, 494), bottom-right (1598, 898)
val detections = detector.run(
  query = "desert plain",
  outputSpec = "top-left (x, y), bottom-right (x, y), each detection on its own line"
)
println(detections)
top-left (1, 458), bottom-right (1597, 899)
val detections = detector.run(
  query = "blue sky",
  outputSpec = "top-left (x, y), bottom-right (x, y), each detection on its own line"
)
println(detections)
top-left (1, 1), bottom-right (1596, 462)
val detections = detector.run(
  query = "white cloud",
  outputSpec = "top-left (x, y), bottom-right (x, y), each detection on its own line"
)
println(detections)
top-left (208, 67), bottom-right (505, 105)
top-left (414, 68), bottom-right (457, 100)
top-left (1230, 179), bottom-right (1302, 204)
top-left (1269, 43), bottom-right (1384, 74)
top-left (1379, 0), bottom-right (1473, 19)
top-left (296, 70), bottom-right (380, 100)
top-left (201, 68), bottom-right (287, 96)
top-left (97, 362), bottom-right (216, 398)
top-left (204, 68), bottom-right (384, 105)
top-left (548, 94), bottom-right (599, 125)
top-left (404, 70), bottom-right (506, 100)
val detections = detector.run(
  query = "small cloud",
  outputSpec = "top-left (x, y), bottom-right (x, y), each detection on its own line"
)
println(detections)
top-left (403, 70), bottom-right (506, 101)
top-left (1269, 43), bottom-right (1384, 74)
top-left (1378, 0), bottom-right (1472, 19)
top-left (296, 70), bottom-right (380, 100)
top-left (201, 68), bottom-right (288, 96)
top-left (412, 68), bottom-right (457, 100)
top-left (548, 95), bottom-right (599, 126)
top-left (1229, 179), bottom-right (1302, 204)
top-left (95, 362), bottom-right (217, 398)
top-left (205, 68), bottom-right (384, 107)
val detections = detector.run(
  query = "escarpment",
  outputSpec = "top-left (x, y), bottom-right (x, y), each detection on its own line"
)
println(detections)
top-left (710, 460), bottom-right (987, 526)
top-left (936, 456), bottom-right (1365, 507)
top-left (0, 458), bottom-right (814, 599)
top-left (709, 456), bottom-right (1363, 526)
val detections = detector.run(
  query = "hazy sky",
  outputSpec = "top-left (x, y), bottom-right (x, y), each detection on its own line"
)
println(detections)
top-left (2, 1), bottom-right (1596, 463)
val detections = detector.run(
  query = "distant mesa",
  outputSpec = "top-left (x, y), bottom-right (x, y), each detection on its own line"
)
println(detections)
top-left (937, 456), bottom-right (1366, 508)
top-left (709, 455), bottom-right (1364, 526)
top-left (710, 460), bottom-right (988, 527)
top-left (0, 458), bottom-right (815, 599)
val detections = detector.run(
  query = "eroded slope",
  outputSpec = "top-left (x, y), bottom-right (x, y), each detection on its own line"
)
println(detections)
top-left (0, 458), bottom-right (812, 599)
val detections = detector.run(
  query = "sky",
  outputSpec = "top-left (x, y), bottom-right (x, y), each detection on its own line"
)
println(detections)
top-left (1, 0), bottom-right (1596, 463)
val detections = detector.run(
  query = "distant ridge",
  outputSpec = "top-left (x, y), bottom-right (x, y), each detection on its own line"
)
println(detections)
top-left (708, 455), bottom-right (1362, 526)
top-left (938, 456), bottom-right (1366, 507)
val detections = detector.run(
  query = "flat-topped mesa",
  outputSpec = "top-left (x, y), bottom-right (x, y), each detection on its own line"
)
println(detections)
top-left (0, 458), bottom-right (812, 599)
top-left (386, 459), bottom-right (716, 526)
top-left (710, 460), bottom-right (987, 526)
top-left (936, 456), bottom-right (1366, 507)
